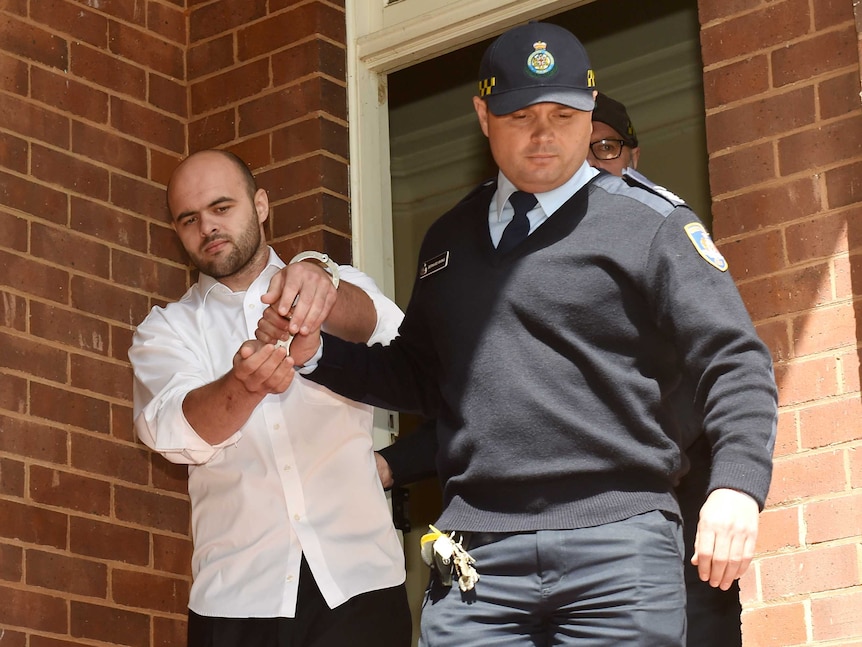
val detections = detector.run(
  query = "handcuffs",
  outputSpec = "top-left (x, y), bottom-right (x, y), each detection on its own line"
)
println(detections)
top-left (274, 251), bottom-right (340, 351)
top-left (420, 525), bottom-right (480, 592)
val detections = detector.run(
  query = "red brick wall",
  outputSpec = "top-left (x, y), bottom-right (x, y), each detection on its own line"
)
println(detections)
top-left (700, 0), bottom-right (862, 644)
top-left (0, 1), bottom-right (348, 644)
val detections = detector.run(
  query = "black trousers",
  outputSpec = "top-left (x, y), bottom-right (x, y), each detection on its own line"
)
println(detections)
top-left (187, 558), bottom-right (412, 647)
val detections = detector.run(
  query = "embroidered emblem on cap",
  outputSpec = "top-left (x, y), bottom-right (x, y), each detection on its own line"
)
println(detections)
top-left (527, 41), bottom-right (555, 75)
top-left (684, 223), bottom-right (728, 272)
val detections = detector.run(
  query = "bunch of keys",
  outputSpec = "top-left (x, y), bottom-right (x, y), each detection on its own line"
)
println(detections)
top-left (420, 525), bottom-right (480, 592)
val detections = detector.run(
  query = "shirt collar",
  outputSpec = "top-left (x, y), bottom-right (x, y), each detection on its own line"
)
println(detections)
top-left (196, 246), bottom-right (284, 297)
top-left (494, 161), bottom-right (599, 220)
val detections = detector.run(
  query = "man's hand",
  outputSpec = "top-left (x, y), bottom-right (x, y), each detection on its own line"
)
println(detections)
top-left (232, 340), bottom-right (295, 396)
top-left (375, 451), bottom-right (394, 490)
top-left (691, 488), bottom-right (760, 590)
top-left (260, 261), bottom-right (338, 341)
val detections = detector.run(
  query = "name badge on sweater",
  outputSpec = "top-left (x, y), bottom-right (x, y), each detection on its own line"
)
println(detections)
top-left (420, 251), bottom-right (449, 279)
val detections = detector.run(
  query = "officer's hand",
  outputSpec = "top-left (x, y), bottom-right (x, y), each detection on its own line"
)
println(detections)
top-left (260, 261), bottom-right (337, 339)
top-left (691, 488), bottom-right (759, 590)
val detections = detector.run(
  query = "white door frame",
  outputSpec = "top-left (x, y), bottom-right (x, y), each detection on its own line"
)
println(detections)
top-left (346, 0), bottom-right (592, 295)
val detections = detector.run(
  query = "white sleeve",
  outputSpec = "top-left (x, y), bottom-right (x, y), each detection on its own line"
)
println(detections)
top-left (335, 265), bottom-right (404, 346)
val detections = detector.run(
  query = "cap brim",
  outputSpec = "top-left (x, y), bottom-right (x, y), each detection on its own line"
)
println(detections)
top-left (486, 88), bottom-right (596, 115)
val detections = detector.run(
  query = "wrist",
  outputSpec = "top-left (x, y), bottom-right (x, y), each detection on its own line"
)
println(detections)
top-left (289, 251), bottom-right (340, 289)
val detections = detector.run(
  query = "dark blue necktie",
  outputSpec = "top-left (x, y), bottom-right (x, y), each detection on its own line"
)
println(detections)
top-left (497, 191), bottom-right (537, 255)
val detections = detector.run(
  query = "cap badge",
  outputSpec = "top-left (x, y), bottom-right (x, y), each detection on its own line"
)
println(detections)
top-left (526, 41), bottom-right (555, 75)
top-left (478, 76), bottom-right (496, 97)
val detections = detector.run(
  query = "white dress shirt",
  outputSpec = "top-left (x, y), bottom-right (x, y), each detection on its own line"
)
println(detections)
top-left (130, 248), bottom-right (405, 618)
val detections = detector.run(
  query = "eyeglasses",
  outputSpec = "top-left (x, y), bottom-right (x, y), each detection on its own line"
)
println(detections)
top-left (589, 139), bottom-right (627, 160)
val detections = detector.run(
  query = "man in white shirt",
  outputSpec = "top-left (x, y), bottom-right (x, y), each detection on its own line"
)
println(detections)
top-left (129, 149), bottom-right (410, 647)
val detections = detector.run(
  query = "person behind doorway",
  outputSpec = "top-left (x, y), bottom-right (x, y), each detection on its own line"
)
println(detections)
top-left (267, 22), bottom-right (777, 647)
top-left (128, 149), bottom-right (411, 647)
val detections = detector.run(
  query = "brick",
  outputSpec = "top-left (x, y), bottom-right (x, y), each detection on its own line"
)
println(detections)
top-left (755, 319), bottom-right (791, 363)
top-left (150, 149), bottom-right (183, 187)
top-left (77, 0), bottom-right (146, 26)
top-left (149, 72), bottom-right (187, 118)
top-left (26, 549), bottom-right (108, 597)
top-left (29, 300), bottom-right (110, 354)
top-left (238, 3), bottom-right (346, 62)
top-left (813, 0), bottom-right (856, 29)
top-left (270, 228), bottom-right (352, 269)
top-left (70, 275), bottom-right (152, 326)
top-left (72, 121), bottom-right (148, 177)
top-left (697, 0), bottom-right (760, 24)
top-left (812, 589), bottom-right (862, 641)
top-left (272, 38), bottom-right (346, 86)
top-left (757, 504), bottom-right (799, 552)
top-left (31, 0), bottom-right (108, 48)
top-left (70, 516), bottom-right (149, 566)
top-left (0, 94), bottom-right (70, 150)
top-left (736, 263), bottom-right (833, 322)
top-left (0, 132), bottom-right (29, 174)
top-left (147, 1), bottom-right (185, 45)
top-left (112, 568), bottom-right (189, 614)
top-left (31, 381), bottom-right (112, 433)
top-left (111, 248), bottom-right (188, 298)
top-left (112, 401), bottom-right (136, 443)
top-left (70, 431), bottom-right (149, 485)
top-left (31, 636), bottom-right (86, 647)
top-left (0, 289), bottom-right (27, 337)
top-left (149, 219), bottom-right (191, 266)
top-left (773, 25), bottom-right (859, 87)
top-left (70, 600), bottom-right (150, 647)
top-left (785, 207), bottom-right (862, 263)
top-left (772, 409), bottom-right (798, 456)
top-left (0, 370), bottom-right (26, 415)
top-left (741, 601), bottom-right (807, 647)
top-left (189, 0), bottom-right (267, 43)
top-left (852, 446), bottom-right (862, 489)
top-left (719, 229), bottom-right (785, 279)
top-left (791, 303), bottom-right (860, 357)
top-left (0, 207), bottom-right (28, 251)
top-left (824, 159), bottom-right (862, 209)
top-left (0, 329), bottom-right (68, 382)
top-left (799, 397), bottom-right (862, 449)
top-left (779, 116), bottom-right (862, 177)
top-left (71, 353), bottom-right (133, 400)
top-left (69, 41), bottom-right (146, 100)
top-left (0, 50), bottom-right (29, 95)
top-left (31, 66), bottom-right (110, 124)
top-left (708, 142), bottom-right (776, 196)
top-left (31, 220), bottom-right (111, 279)
top-left (272, 115), bottom-right (349, 161)
top-left (114, 485), bottom-right (190, 534)
top-left (804, 492), bottom-right (862, 544)
top-left (71, 196), bottom-right (149, 253)
top-left (0, 583), bottom-right (67, 633)
top-left (154, 616), bottom-right (187, 647)
top-left (109, 20), bottom-right (183, 79)
top-left (31, 144), bottom-right (110, 202)
top-left (703, 55), bottom-right (769, 109)
top-left (110, 96), bottom-right (185, 154)
top-left (188, 108), bottom-right (236, 150)
top-left (0, 169), bottom-right (69, 226)
top-left (820, 71), bottom-right (862, 120)
top-left (706, 86), bottom-right (816, 152)
top-left (767, 449), bottom-right (845, 505)
top-left (188, 34), bottom-right (234, 80)
top-left (110, 168), bottom-right (172, 218)
top-left (111, 325), bottom-right (135, 363)
top-left (700, 0), bottom-right (810, 66)
top-left (0, 0), bottom-right (27, 15)
top-left (839, 348), bottom-right (860, 394)
top-left (256, 156), bottom-right (348, 204)
top-left (0, 542), bottom-right (23, 581)
top-left (773, 356), bottom-right (840, 408)
top-left (0, 455), bottom-right (25, 497)
top-left (151, 453), bottom-right (191, 495)
top-left (760, 543), bottom-right (859, 600)
top-left (0, 13), bottom-right (68, 70)
top-left (0, 499), bottom-right (67, 548)
top-left (0, 413), bottom-right (68, 463)
top-left (270, 191), bottom-right (350, 239)
top-left (190, 58), bottom-right (270, 115)
top-left (30, 465), bottom-right (111, 516)
top-left (229, 135), bottom-right (272, 174)
top-left (239, 77), bottom-right (348, 137)
top-left (153, 533), bottom-right (193, 575)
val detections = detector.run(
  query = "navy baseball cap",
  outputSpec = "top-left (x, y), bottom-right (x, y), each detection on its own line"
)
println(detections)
top-left (593, 92), bottom-right (638, 147)
top-left (478, 22), bottom-right (596, 116)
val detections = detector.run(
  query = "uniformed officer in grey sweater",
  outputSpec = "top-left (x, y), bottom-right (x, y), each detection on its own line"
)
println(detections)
top-left (261, 21), bottom-right (777, 647)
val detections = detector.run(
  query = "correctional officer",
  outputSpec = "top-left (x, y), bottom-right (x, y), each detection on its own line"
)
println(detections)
top-left (264, 22), bottom-right (777, 647)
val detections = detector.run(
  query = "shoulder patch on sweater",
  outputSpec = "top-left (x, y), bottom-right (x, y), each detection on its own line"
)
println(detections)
top-left (622, 169), bottom-right (687, 207)
top-left (684, 222), bottom-right (728, 272)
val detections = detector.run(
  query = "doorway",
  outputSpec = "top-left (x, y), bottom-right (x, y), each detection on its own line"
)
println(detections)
top-left (385, 0), bottom-right (707, 641)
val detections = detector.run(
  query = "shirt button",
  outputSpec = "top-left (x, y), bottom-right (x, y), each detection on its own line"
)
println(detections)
top-left (286, 574), bottom-right (294, 582)
top-left (294, 514), bottom-right (301, 521)
top-left (283, 464), bottom-right (291, 471)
